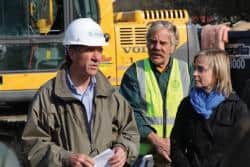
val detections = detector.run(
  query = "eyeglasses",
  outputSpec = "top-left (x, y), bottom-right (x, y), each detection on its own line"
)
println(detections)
top-left (193, 65), bottom-right (209, 73)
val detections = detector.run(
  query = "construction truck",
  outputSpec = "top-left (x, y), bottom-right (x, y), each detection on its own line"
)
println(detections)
top-left (1, 0), bottom-right (250, 163)
top-left (0, 0), bottom-right (199, 106)
top-left (1, 0), bottom-right (250, 128)
top-left (4, 0), bottom-right (250, 114)
top-left (0, 0), bottom-right (201, 159)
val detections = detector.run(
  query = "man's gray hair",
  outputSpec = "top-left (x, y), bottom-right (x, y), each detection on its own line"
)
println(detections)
top-left (146, 21), bottom-right (179, 47)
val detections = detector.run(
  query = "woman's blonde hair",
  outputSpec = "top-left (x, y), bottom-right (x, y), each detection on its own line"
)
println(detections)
top-left (194, 49), bottom-right (232, 97)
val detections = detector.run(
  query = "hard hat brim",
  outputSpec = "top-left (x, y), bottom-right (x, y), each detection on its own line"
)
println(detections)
top-left (63, 41), bottom-right (108, 46)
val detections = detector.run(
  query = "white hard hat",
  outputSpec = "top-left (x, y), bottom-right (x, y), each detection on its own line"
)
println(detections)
top-left (63, 18), bottom-right (108, 46)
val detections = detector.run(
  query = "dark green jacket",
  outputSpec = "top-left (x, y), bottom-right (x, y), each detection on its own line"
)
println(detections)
top-left (120, 57), bottom-right (193, 139)
top-left (22, 66), bottom-right (139, 167)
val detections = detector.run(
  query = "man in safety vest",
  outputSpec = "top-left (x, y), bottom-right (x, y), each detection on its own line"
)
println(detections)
top-left (120, 20), bottom-right (192, 166)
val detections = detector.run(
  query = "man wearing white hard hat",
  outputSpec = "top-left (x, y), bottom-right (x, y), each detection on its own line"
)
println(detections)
top-left (22, 18), bottom-right (139, 167)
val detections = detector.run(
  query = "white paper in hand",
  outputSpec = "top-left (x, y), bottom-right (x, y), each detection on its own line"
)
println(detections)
top-left (93, 148), bottom-right (114, 167)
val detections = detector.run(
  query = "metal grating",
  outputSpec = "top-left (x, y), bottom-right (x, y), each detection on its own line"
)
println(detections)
top-left (119, 27), bottom-right (147, 46)
top-left (143, 10), bottom-right (187, 20)
top-left (135, 27), bottom-right (147, 45)
top-left (119, 28), bottom-right (133, 45)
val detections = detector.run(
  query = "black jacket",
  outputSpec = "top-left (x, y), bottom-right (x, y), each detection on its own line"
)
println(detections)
top-left (171, 93), bottom-right (249, 167)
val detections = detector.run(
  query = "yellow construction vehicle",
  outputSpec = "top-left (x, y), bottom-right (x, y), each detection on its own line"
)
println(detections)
top-left (2, 1), bottom-right (250, 162)
top-left (0, 0), bottom-right (199, 105)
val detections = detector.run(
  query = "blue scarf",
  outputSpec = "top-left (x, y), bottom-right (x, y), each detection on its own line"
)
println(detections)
top-left (190, 88), bottom-right (225, 119)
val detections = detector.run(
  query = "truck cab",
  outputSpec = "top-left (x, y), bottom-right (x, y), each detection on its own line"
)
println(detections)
top-left (0, 0), bottom-right (199, 105)
top-left (0, 0), bottom-right (101, 103)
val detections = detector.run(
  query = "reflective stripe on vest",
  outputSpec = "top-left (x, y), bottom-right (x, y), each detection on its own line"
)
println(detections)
top-left (136, 58), bottom-right (190, 154)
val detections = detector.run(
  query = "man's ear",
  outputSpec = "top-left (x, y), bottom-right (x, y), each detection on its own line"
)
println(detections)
top-left (68, 48), bottom-right (76, 60)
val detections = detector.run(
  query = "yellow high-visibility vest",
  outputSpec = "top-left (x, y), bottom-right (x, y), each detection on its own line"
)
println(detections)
top-left (136, 58), bottom-right (190, 155)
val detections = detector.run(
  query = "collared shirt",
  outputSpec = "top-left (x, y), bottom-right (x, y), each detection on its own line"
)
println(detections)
top-left (66, 71), bottom-right (96, 124)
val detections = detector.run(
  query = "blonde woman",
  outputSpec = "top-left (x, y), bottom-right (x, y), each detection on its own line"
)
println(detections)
top-left (171, 49), bottom-right (249, 167)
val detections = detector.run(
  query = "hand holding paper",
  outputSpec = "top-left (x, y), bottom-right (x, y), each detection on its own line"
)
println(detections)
top-left (93, 149), bottom-right (114, 167)
top-left (108, 147), bottom-right (127, 167)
